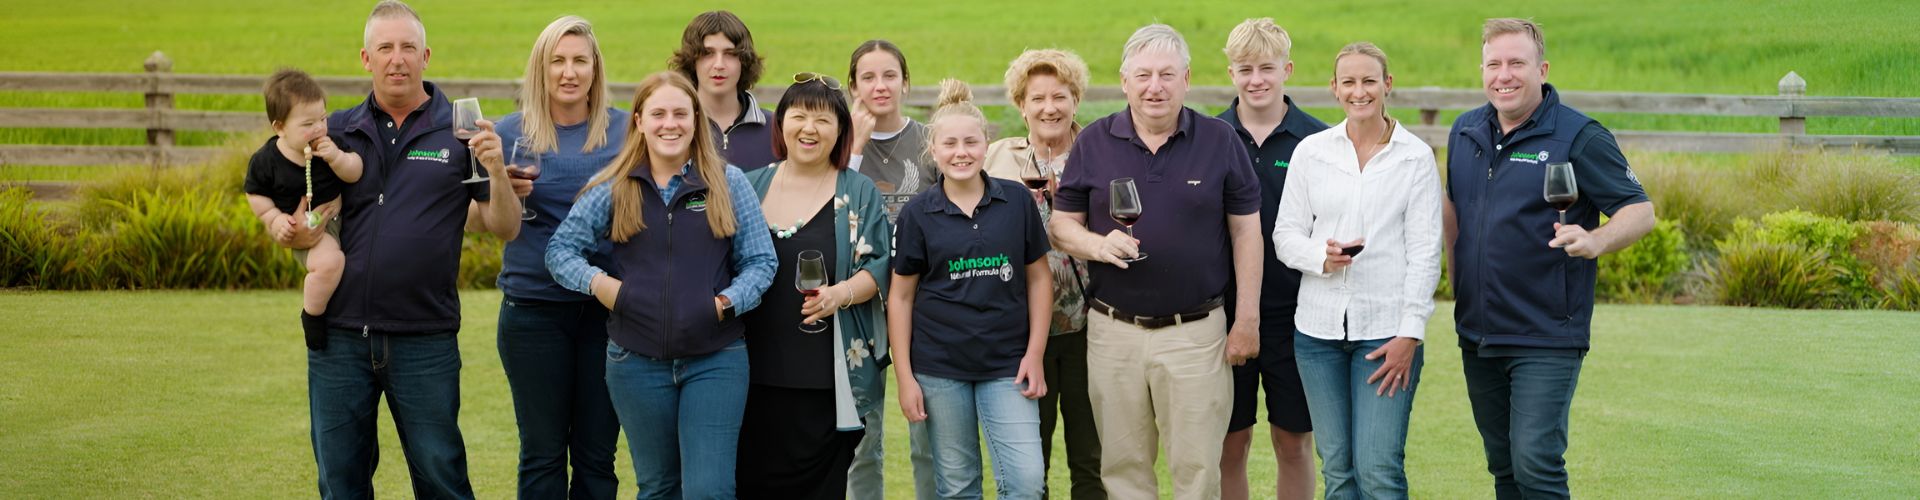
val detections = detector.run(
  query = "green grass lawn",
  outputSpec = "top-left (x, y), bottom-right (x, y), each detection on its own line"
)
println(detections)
top-left (1, 0), bottom-right (1917, 155)
top-left (1, 290), bottom-right (1915, 497)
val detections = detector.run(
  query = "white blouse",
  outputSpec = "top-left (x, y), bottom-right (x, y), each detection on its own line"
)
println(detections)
top-left (1271, 119), bottom-right (1444, 341)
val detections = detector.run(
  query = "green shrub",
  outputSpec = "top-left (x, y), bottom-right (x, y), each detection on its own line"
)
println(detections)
top-left (1784, 151), bottom-right (1920, 223)
top-left (1599, 218), bottom-right (1691, 303)
top-left (1709, 211), bottom-right (1875, 308)
top-left (1632, 156), bottom-right (1756, 250)
top-left (103, 189), bottom-right (301, 289)
top-left (459, 233), bottom-right (504, 290)
top-left (11, 135), bottom-right (512, 291)
top-left (0, 188), bottom-right (66, 286)
top-left (1709, 239), bottom-right (1846, 309)
top-left (1881, 265), bottom-right (1920, 311)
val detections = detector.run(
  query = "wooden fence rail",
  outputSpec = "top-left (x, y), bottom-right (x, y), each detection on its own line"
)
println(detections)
top-left (4, 51), bottom-right (1919, 174)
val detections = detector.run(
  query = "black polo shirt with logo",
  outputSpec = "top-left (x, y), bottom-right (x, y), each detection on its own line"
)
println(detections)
top-left (1218, 96), bottom-right (1329, 334)
top-left (893, 177), bottom-right (1050, 381)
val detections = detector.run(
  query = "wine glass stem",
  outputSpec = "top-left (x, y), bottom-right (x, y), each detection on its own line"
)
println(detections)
top-left (1558, 210), bottom-right (1567, 225)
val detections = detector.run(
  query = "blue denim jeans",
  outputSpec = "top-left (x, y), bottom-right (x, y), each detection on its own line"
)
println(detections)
top-left (308, 329), bottom-right (473, 499)
top-left (497, 297), bottom-right (619, 499)
top-left (910, 374), bottom-right (1046, 500)
top-left (1461, 350), bottom-right (1584, 500)
top-left (604, 338), bottom-right (748, 500)
top-left (1294, 332), bottom-right (1424, 500)
top-left (847, 376), bottom-right (937, 500)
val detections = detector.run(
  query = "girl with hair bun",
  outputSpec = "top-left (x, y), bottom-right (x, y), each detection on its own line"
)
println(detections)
top-left (885, 79), bottom-right (1053, 499)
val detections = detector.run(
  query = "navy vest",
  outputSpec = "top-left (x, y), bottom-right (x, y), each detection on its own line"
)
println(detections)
top-left (606, 167), bottom-right (743, 359)
top-left (325, 82), bottom-right (477, 333)
top-left (1446, 84), bottom-right (1601, 350)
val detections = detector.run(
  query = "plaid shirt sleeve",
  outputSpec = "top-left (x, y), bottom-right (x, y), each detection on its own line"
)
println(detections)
top-left (545, 183), bottom-right (613, 295)
top-left (718, 166), bottom-right (777, 314)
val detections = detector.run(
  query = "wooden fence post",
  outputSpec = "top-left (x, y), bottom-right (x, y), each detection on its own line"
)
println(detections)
top-left (1778, 71), bottom-right (1806, 136)
top-left (144, 51), bottom-right (174, 168)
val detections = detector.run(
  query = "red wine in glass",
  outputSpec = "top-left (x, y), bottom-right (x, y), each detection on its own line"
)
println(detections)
top-left (1108, 177), bottom-right (1147, 262)
top-left (1022, 177), bottom-right (1049, 190)
top-left (508, 137), bottom-right (541, 220)
top-left (1341, 244), bottom-right (1366, 256)
top-left (1544, 162), bottom-right (1578, 225)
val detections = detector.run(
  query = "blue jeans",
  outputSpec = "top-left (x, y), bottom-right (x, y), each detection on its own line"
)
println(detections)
top-left (308, 329), bottom-right (473, 499)
top-left (604, 338), bottom-right (748, 500)
top-left (847, 376), bottom-right (937, 500)
top-left (1461, 350), bottom-right (1584, 500)
top-left (911, 374), bottom-right (1045, 500)
top-left (498, 297), bottom-right (619, 499)
top-left (1294, 332), bottom-right (1424, 500)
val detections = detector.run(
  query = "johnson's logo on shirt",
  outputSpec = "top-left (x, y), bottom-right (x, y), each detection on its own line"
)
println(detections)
top-left (406, 148), bottom-right (452, 164)
top-left (946, 253), bottom-right (1014, 282)
top-left (1507, 150), bottom-right (1550, 165)
top-left (685, 194), bottom-right (708, 212)
top-left (1273, 160), bottom-right (1290, 168)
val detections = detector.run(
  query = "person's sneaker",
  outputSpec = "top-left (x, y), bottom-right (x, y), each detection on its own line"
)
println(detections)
top-left (301, 310), bottom-right (329, 351)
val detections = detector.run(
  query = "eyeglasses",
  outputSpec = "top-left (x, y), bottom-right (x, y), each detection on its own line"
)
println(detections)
top-left (792, 72), bottom-right (843, 91)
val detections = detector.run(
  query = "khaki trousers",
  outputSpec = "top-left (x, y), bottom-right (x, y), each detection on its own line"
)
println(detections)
top-left (1086, 309), bottom-right (1233, 500)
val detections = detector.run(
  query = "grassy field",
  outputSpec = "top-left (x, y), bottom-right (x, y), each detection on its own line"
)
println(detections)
top-left (1, 0), bottom-right (1918, 169)
top-left (1, 290), bottom-right (1916, 497)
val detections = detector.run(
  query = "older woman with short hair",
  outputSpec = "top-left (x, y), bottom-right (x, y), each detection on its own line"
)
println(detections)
top-left (981, 48), bottom-right (1107, 500)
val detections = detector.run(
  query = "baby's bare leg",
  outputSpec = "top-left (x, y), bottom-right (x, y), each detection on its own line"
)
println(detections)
top-left (302, 233), bottom-right (344, 315)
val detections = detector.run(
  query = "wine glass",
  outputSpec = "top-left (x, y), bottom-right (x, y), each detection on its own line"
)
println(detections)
top-left (1109, 177), bottom-right (1147, 262)
top-left (1544, 161), bottom-right (1579, 225)
top-left (508, 137), bottom-right (542, 220)
top-left (453, 97), bottom-right (487, 184)
top-left (795, 249), bottom-right (829, 333)
top-left (1021, 147), bottom-right (1050, 200)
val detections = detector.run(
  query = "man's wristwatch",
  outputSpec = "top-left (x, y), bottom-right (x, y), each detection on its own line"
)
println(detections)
top-left (717, 295), bottom-right (737, 321)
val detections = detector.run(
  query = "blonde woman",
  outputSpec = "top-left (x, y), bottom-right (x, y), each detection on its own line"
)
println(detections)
top-left (492, 15), bottom-right (626, 498)
top-left (546, 71), bottom-right (776, 499)
top-left (980, 48), bottom-right (1106, 500)
top-left (889, 79), bottom-right (1051, 500)
top-left (1271, 43), bottom-right (1442, 499)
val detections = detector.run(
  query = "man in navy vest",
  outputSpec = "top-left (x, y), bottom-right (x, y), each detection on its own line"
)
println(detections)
top-left (1443, 18), bottom-right (1655, 500)
top-left (281, 1), bottom-right (524, 497)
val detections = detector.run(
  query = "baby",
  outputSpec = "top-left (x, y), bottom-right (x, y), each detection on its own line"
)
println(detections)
top-left (243, 69), bottom-right (363, 350)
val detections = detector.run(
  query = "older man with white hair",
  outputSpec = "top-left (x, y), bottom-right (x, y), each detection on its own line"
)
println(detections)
top-left (1049, 23), bottom-right (1264, 499)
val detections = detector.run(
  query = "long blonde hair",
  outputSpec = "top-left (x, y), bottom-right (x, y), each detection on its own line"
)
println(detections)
top-left (584, 71), bottom-right (736, 242)
top-left (519, 16), bottom-right (611, 154)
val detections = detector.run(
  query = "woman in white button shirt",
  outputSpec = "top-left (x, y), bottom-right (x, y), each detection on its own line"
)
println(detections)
top-left (1270, 42), bottom-right (1442, 499)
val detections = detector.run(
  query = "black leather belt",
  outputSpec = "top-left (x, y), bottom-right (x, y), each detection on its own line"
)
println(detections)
top-left (1090, 296), bottom-right (1224, 330)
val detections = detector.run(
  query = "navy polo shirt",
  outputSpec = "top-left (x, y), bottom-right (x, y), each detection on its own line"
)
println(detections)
top-left (325, 82), bottom-right (490, 333)
top-left (1218, 96), bottom-right (1330, 331)
top-left (894, 177), bottom-right (1051, 381)
top-left (1055, 106), bottom-right (1261, 316)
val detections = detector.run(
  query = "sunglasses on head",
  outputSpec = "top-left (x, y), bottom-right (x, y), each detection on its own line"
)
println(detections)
top-left (792, 72), bottom-right (843, 91)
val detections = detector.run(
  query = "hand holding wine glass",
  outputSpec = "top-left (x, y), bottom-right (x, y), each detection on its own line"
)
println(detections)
top-left (508, 137), bottom-right (541, 220)
top-left (795, 250), bottom-right (830, 333)
top-left (453, 97), bottom-right (488, 184)
top-left (1108, 177), bottom-right (1148, 263)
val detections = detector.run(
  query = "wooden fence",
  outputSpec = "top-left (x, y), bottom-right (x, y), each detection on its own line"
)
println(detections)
top-left (4, 51), bottom-right (1919, 177)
